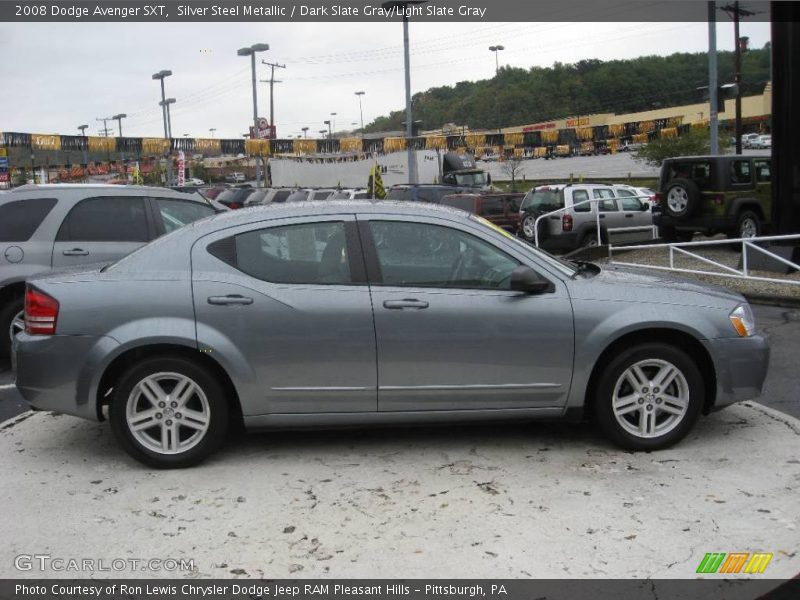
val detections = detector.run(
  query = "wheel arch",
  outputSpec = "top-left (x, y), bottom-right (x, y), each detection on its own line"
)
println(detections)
top-left (728, 198), bottom-right (766, 221)
top-left (0, 280), bottom-right (26, 307)
top-left (584, 328), bottom-right (717, 416)
top-left (95, 343), bottom-right (243, 426)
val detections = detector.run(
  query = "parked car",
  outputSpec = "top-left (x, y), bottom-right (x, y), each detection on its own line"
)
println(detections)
top-left (330, 189), bottom-right (371, 200)
top-left (752, 135), bottom-right (772, 149)
top-left (225, 172), bottom-right (246, 183)
top-left (13, 201), bottom-right (768, 467)
top-left (199, 185), bottom-right (230, 200)
top-left (741, 133), bottom-right (761, 149)
top-left (0, 184), bottom-right (219, 358)
top-left (653, 155), bottom-right (771, 242)
top-left (215, 186), bottom-right (254, 209)
top-left (440, 192), bottom-right (525, 232)
top-left (185, 177), bottom-right (205, 186)
top-left (285, 188), bottom-right (336, 203)
top-left (244, 188), bottom-right (295, 207)
top-left (387, 184), bottom-right (471, 203)
top-left (518, 183), bottom-right (654, 251)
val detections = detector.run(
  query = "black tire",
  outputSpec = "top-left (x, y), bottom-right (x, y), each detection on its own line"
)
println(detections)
top-left (579, 229), bottom-right (606, 248)
top-left (592, 343), bottom-right (704, 451)
top-left (0, 296), bottom-right (24, 360)
top-left (728, 210), bottom-right (761, 240)
top-left (663, 179), bottom-right (701, 218)
top-left (109, 355), bottom-right (229, 468)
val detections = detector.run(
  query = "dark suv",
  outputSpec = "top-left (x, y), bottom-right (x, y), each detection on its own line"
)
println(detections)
top-left (439, 193), bottom-right (524, 232)
top-left (386, 184), bottom-right (472, 203)
top-left (654, 155), bottom-right (771, 241)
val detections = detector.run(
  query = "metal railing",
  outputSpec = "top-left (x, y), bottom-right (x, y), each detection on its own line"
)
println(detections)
top-left (532, 194), bottom-right (657, 248)
top-left (608, 233), bottom-right (800, 286)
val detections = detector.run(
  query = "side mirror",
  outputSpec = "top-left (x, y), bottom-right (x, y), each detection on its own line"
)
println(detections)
top-left (641, 202), bottom-right (650, 211)
top-left (510, 265), bottom-right (553, 294)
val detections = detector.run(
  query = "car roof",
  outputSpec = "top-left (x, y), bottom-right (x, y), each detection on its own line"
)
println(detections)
top-left (2, 184), bottom-right (206, 201)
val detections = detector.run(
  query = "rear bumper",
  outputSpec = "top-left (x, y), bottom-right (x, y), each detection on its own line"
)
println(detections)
top-left (14, 332), bottom-right (120, 421)
top-left (702, 334), bottom-right (770, 410)
top-left (654, 213), bottom-right (735, 232)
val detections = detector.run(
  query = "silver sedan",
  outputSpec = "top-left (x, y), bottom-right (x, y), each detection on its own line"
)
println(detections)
top-left (14, 202), bottom-right (769, 468)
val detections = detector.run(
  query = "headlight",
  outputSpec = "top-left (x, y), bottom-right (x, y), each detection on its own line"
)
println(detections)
top-left (729, 304), bottom-right (755, 337)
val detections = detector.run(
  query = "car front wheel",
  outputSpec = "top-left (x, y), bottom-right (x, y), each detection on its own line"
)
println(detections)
top-left (592, 343), bottom-right (704, 450)
top-left (109, 356), bottom-right (229, 468)
top-left (0, 297), bottom-right (24, 360)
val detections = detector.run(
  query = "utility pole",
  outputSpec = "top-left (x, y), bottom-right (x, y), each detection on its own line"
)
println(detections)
top-left (720, 2), bottom-right (755, 155)
top-left (261, 60), bottom-right (285, 138)
top-left (96, 117), bottom-right (112, 137)
top-left (708, 1), bottom-right (719, 155)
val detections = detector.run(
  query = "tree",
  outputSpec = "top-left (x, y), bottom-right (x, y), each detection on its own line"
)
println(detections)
top-left (633, 130), bottom-right (730, 167)
top-left (498, 155), bottom-right (526, 191)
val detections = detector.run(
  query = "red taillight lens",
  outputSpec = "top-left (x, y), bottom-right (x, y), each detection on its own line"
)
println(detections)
top-left (562, 214), bottom-right (573, 232)
top-left (25, 286), bottom-right (59, 335)
top-left (654, 192), bottom-right (663, 205)
top-left (650, 194), bottom-right (658, 205)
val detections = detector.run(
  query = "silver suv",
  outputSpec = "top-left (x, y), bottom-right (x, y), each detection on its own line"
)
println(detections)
top-left (519, 183), bottom-right (654, 252)
top-left (0, 184), bottom-right (217, 357)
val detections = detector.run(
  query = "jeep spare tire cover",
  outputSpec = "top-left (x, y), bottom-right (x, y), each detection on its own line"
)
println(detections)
top-left (664, 178), bottom-right (701, 218)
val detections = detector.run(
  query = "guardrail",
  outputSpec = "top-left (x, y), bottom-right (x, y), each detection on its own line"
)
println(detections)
top-left (608, 233), bottom-right (800, 287)
top-left (532, 194), bottom-right (657, 248)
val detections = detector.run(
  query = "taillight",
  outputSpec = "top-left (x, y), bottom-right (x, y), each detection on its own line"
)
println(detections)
top-left (712, 193), bottom-right (725, 205)
top-left (25, 286), bottom-right (59, 335)
top-left (650, 194), bottom-right (658, 205)
top-left (562, 214), bottom-right (573, 232)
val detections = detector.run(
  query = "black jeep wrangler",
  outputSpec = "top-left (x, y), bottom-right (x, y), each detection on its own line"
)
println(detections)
top-left (654, 155), bottom-right (771, 242)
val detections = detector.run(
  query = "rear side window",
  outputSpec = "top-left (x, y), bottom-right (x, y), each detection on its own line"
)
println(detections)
top-left (592, 189), bottom-right (618, 211)
top-left (441, 196), bottom-right (474, 211)
top-left (154, 198), bottom-right (215, 234)
top-left (209, 221), bottom-right (351, 285)
top-left (730, 160), bottom-right (752, 185)
top-left (480, 197), bottom-right (504, 216)
top-left (668, 161), bottom-right (713, 190)
top-left (272, 190), bottom-right (292, 203)
top-left (56, 196), bottom-right (148, 242)
top-left (0, 198), bottom-right (57, 242)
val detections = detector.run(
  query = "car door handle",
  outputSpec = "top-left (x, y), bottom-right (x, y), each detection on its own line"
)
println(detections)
top-left (62, 248), bottom-right (89, 256)
top-left (207, 295), bottom-right (254, 306)
top-left (599, 214), bottom-right (605, 219)
top-left (383, 299), bottom-right (429, 310)
top-left (625, 214), bottom-right (634, 218)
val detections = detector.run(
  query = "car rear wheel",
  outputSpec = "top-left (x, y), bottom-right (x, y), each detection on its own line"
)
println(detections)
top-left (730, 210), bottom-right (761, 240)
top-left (109, 356), bottom-right (229, 468)
top-left (592, 343), bottom-right (704, 450)
top-left (0, 297), bottom-right (24, 360)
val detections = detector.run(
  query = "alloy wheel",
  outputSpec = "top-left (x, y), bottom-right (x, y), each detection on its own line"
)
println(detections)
top-left (611, 358), bottom-right (690, 439)
top-left (522, 216), bottom-right (536, 239)
top-left (126, 372), bottom-right (210, 455)
top-left (667, 187), bottom-right (688, 214)
top-left (9, 310), bottom-right (24, 342)
top-left (739, 217), bottom-right (758, 238)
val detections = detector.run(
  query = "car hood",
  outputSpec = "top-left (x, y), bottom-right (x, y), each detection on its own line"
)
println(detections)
top-left (567, 264), bottom-right (745, 309)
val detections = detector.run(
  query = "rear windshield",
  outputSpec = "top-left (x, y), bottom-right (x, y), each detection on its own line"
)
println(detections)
top-left (664, 161), bottom-right (714, 190)
top-left (521, 188), bottom-right (564, 212)
top-left (0, 197), bottom-right (58, 241)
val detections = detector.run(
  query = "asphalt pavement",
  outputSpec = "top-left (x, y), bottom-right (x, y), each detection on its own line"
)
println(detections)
top-left (2, 303), bottom-right (797, 423)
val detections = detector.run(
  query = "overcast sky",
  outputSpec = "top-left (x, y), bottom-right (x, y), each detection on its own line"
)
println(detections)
top-left (0, 19), bottom-right (770, 139)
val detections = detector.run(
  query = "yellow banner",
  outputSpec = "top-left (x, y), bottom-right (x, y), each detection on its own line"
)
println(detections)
top-left (339, 137), bottom-right (362, 153)
top-left (660, 127), bottom-right (678, 139)
top-left (245, 139), bottom-right (270, 155)
top-left (87, 136), bottom-right (115, 153)
top-left (0, 148), bottom-right (6, 157)
top-left (293, 139), bottom-right (317, 155)
top-left (465, 133), bottom-right (486, 147)
top-left (32, 134), bottom-right (61, 151)
top-left (142, 138), bottom-right (170, 155)
top-left (194, 138), bottom-right (221, 153)
top-left (383, 137), bottom-right (406, 152)
top-left (608, 124), bottom-right (624, 138)
top-left (425, 136), bottom-right (447, 150)
top-left (504, 132), bottom-right (524, 146)
top-left (541, 130), bottom-right (559, 143)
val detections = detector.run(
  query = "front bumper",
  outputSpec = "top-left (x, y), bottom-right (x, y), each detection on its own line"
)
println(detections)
top-left (14, 332), bottom-right (120, 421)
top-left (702, 334), bottom-right (770, 410)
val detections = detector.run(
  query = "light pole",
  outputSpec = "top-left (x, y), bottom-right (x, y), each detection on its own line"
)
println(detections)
top-left (112, 113), bottom-right (127, 161)
top-left (151, 70), bottom-right (172, 140)
top-left (488, 45), bottom-right (505, 76)
top-left (302, 127), bottom-right (309, 138)
top-left (355, 91), bottom-right (365, 133)
top-left (209, 128), bottom-right (216, 139)
top-left (330, 113), bottom-right (337, 137)
top-left (382, 0), bottom-right (427, 184)
top-left (238, 43), bottom-right (270, 188)
top-left (159, 98), bottom-right (176, 138)
top-left (78, 124), bottom-right (89, 165)
top-left (319, 129), bottom-right (327, 140)
top-left (324, 120), bottom-right (332, 138)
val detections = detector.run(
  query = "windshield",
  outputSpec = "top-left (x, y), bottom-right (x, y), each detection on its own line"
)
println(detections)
top-left (521, 188), bottom-right (564, 212)
top-left (454, 172), bottom-right (488, 186)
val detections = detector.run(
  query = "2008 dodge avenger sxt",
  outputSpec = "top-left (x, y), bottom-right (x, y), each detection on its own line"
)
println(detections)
top-left (14, 202), bottom-right (769, 468)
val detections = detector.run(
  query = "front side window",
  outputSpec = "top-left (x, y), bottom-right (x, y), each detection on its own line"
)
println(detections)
top-left (479, 197), bottom-right (505, 216)
top-left (154, 198), bottom-right (214, 234)
top-left (754, 160), bottom-right (771, 183)
top-left (209, 221), bottom-right (351, 285)
top-left (57, 196), bottom-right (148, 242)
top-left (0, 198), bottom-right (57, 242)
top-left (369, 221), bottom-right (520, 290)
